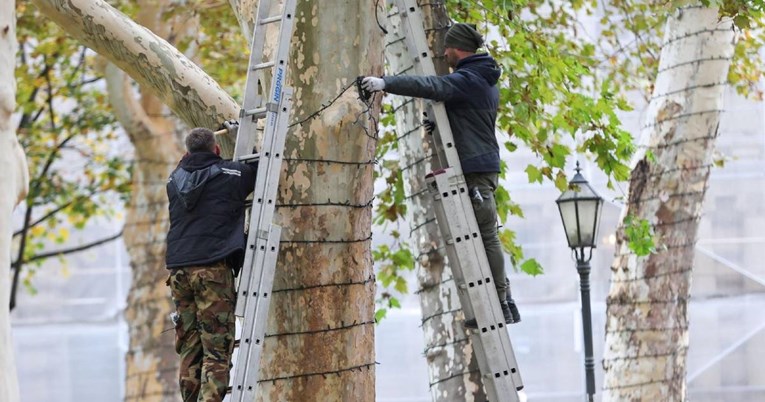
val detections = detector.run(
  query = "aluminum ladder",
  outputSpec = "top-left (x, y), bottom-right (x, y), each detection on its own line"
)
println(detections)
top-left (226, 0), bottom-right (297, 400)
top-left (388, 0), bottom-right (524, 400)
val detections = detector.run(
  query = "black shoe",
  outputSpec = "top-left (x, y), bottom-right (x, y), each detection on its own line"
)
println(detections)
top-left (507, 296), bottom-right (521, 323)
top-left (464, 301), bottom-right (514, 329)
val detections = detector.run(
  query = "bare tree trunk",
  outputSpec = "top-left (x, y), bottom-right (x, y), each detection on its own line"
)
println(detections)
top-left (252, 1), bottom-right (381, 400)
top-left (602, 6), bottom-right (734, 401)
top-left (0, 1), bottom-right (29, 400)
top-left (383, 1), bottom-right (486, 400)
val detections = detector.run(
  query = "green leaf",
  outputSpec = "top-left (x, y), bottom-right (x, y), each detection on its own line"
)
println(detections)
top-left (520, 259), bottom-right (544, 276)
top-left (623, 215), bottom-right (656, 256)
top-left (375, 308), bottom-right (388, 323)
top-left (389, 297), bottom-right (401, 309)
top-left (525, 164), bottom-right (543, 184)
top-left (394, 277), bottom-right (408, 294)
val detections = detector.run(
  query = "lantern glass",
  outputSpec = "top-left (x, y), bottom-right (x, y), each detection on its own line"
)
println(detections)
top-left (556, 169), bottom-right (604, 249)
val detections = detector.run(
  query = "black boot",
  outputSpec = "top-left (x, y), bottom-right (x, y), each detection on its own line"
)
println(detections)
top-left (464, 301), bottom-right (514, 329)
top-left (506, 295), bottom-right (521, 323)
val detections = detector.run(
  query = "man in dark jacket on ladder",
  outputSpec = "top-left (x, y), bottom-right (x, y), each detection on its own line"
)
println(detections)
top-left (165, 127), bottom-right (256, 402)
top-left (361, 23), bottom-right (520, 329)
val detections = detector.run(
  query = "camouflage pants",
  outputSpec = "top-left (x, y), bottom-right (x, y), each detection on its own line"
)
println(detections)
top-left (168, 262), bottom-right (235, 402)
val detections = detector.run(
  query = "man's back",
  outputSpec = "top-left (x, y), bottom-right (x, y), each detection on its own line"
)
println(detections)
top-left (166, 151), bottom-right (256, 269)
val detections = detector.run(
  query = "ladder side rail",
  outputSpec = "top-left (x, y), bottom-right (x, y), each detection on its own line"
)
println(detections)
top-left (429, 171), bottom-right (522, 400)
top-left (236, 87), bottom-right (292, 318)
top-left (446, 172), bottom-right (525, 390)
top-left (395, 0), bottom-right (462, 171)
top-left (233, 0), bottom-right (290, 303)
top-left (231, 225), bottom-right (282, 401)
top-left (235, 87), bottom-right (293, 317)
top-left (232, 230), bottom-right (271, 399)
top-left (232, 88), bottom-right (293, 393)
top-left (435, 171), bottom-right (524, 388)
top-left (239, 226), bottom-right (282, 400)
top-left (234, 0), bottom-right (278, 158)
top-left (264, 0), bottom-right (297, 130)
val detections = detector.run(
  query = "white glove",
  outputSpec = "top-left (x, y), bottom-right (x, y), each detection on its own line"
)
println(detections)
top-left (361, 76), bottom-right (386, 92)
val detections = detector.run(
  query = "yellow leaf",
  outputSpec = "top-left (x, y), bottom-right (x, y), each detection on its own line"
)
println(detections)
top-left (30, 226), bottom-right (45, 237)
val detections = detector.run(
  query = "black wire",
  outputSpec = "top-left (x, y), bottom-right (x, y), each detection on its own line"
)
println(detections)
top-left (259, 362), bottom-right (379, 384)
top-left (375, 0), bottom-right (389, 34)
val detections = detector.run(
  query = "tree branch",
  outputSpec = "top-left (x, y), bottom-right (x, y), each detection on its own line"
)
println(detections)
top-left (31, 0), bottom-right (239, 136)
top-left (23, 230), bottom-right (124, 264)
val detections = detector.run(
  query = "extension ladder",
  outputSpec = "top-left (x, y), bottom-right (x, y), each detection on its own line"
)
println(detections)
top-left (226, 0), bottom-right (297, 400)
top-left (387, 0), bottom-right (524, 400)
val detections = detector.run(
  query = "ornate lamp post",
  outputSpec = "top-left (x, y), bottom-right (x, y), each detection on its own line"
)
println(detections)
top-left (556, 162), bottom-right (604, 402)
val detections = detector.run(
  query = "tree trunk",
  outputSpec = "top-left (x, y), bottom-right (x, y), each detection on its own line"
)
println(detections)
top-left (0, 1), bottom-right (29, 400)
top-left (383, 1), bottom-right (486, 400)
top-left (252, 1), bottom-right (381, 400)
top-left (34, 0), bottom-right (381, 399)
top-left (602, 6), bottom-right (734, 401)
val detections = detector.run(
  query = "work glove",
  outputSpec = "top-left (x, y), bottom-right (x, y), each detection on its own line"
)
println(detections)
top-left (423, 119), bottom-right (435, 134)
top-left (361, 76), bottom-right (386, 92)
top-left (220, 119), bottom-right (239, 133)
top-left (422, 112), bottom-right (435, 134)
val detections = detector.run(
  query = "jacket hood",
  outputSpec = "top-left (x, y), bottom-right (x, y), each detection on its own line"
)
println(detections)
top-left (171, 152), bottom-right (223, 210)
top-left (458, 53), bottom-right (501, 86)
top-left (180, 151), bottom-right (222, 171)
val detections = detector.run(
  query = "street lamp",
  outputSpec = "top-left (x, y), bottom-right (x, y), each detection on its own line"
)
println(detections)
top-left (556, 162), bottom-right (604, 402)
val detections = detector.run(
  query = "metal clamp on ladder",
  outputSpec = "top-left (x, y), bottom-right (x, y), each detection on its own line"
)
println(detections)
top-left (388, 0), bottom-right (524, 400)
top-left (229, 0), bottom-right (297, 400)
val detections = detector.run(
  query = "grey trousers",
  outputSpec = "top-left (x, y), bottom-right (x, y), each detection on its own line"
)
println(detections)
top-left (465, 172), bottom-right (508, 302)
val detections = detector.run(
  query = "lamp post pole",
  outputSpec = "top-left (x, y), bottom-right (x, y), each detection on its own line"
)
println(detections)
top-left (556, 162), bottom-right (603, 402)
top-left (575, 248), bottom-right (596, 402)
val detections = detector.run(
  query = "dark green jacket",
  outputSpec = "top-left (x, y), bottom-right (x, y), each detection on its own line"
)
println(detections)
top-left (383, 53), bottom-right (502, 173)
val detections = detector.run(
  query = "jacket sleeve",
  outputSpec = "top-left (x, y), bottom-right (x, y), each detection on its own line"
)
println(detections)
top-left (383, 71), bottom-right (475, 102)
top-left (238, 161), bottom-right (257, 198)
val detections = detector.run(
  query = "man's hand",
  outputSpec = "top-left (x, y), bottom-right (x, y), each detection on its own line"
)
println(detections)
top-left (423, 119), bottom-right (435, 134)
top-left (221, 119), bottom-right (239, 133)
top-left (361, 76), bottom-right (385, 92)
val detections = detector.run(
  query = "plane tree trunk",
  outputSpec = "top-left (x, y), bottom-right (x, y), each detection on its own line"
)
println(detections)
top-left (0, 1), bottom-right (30, 401)
top-left (602, 6), bottom-right (735, 401)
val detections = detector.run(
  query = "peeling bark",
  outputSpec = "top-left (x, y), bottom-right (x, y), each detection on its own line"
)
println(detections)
top-left (30, 0), bottom-right (239, 140)
top-left (36, 0), bottom-right (380, 399)
top-left (250, 1), bottom-right (381, 400)
top-left (602, 6), bottom-right (734, 401)
top-left (0, 1), bottom-right (29, 400)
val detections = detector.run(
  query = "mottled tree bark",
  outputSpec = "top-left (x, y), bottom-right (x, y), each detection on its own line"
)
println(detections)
top-left (253, 1), bottom-right (381, 400)
top-left (29, 0), bottom-right (239, 151)
top-left (384, 1), bottom-right (486, 400)
top-left (35, 0), bottom-right (381, 399)
top-left (1, 2), bottom-right (29, 401)
top-left (602, 6), bottom-right (734, 401)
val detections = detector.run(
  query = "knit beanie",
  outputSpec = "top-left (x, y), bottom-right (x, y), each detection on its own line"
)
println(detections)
top-left (444, 23), bottom-right (483, 52)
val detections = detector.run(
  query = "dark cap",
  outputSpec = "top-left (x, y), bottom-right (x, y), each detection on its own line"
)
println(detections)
top-left (444, 23), bottom-right (483, 52)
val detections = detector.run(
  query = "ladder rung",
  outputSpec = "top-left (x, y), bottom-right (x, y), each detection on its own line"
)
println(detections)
top-left (260, 15), bottom-right (282, 25)
top-left (243, 107), bottom-right (267, 119)
top-left (238, 153), bottom-right (260, 163)
top-left (252, 61), bottom-right (275, 71)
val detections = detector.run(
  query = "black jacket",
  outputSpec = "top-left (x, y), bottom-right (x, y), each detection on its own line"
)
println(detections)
top-left (383, 53), bottom-right (502, 173)
top-left (165, 152), bottom-right (257, 269)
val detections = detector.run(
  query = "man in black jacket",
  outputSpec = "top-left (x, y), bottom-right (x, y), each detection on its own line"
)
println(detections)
top-left (165, 127), bottom-right (256, 402)
top-left (361, 23), bottom-right (520, 328)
